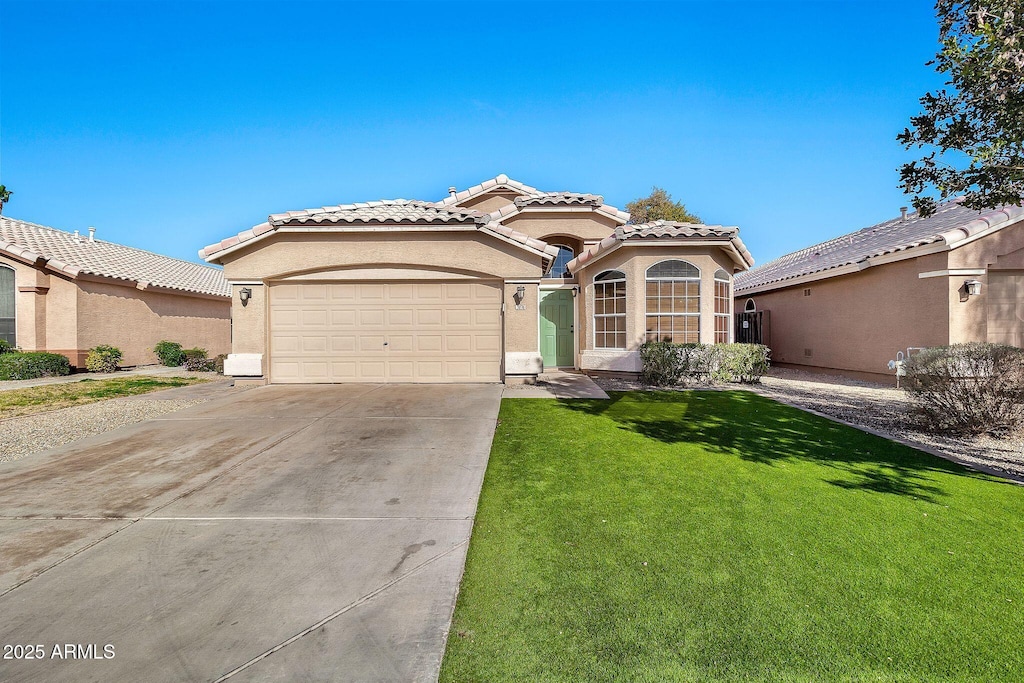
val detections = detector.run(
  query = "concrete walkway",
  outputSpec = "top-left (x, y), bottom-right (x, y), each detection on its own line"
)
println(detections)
top-left (0, 383), bottom-right (502, 682)
top-left (0, 364), bottom-right (214, 392)
top-left (502, 370), bottom-right (609, 399)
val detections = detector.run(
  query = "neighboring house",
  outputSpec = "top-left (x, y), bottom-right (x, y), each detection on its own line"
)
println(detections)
top-left (200, 174), bottom-right (754, 384)
top-left (735, 200), bottom-right (1024, 381)
top-left (0, 217), bottom-right (231, 367)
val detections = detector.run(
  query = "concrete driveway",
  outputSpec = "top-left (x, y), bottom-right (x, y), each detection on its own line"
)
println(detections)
top-left (0, 383), bottom-right (502, 682)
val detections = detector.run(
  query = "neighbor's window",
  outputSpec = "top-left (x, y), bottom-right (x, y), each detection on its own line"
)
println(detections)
top-left (744, 298), bottom-right (756, 312)
top-left (714, 269), bottom-right (731, 344)
top-left (593, 269), bottom-right (626, 349)
top-left (545, 245), bottom-right (575, 279)
top-left (0, 266), bottom-right (15, 346)
top-left (645, 260), bottom-right (700, 343)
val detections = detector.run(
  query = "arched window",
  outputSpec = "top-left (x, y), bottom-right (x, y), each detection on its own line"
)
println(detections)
top-left (714, 269), bottom-right (731, 344)
top-left (645, 260), bottom-right (700, 343)
top-left (0, 265), bottom-right (15, 346)
top-left (544, 245), bottom-right (575, 279)
top-left (593, 270), bottom-right (626, 349)
top-left (744, 298), bottom-right (756, 312)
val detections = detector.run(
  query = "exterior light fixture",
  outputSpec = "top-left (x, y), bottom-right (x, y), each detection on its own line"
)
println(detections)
top-left (239, 287), bottom-right (253, 307)
top-left (514, 286), bottom-right (525, 304)
top-left (964, 280), bottom-right (982, 297)
top-left (571, 286), bottom-right (579, 298)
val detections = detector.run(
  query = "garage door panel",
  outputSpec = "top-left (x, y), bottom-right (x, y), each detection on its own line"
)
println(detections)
top-left (270, 281), bottom-right (502, 383)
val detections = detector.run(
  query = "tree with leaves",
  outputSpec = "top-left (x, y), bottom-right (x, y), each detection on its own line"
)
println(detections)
top-left (0, 185), bottom-right (10, 215)
top-left (898, 0), bottom-right (1024, 216)
top-left (625, 187), bottom-right (701, 224)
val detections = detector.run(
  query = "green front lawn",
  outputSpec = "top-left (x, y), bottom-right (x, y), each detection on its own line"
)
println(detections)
top-left (441, 391), bottom-right (1024, 682)
top-left (0, 376), bottom-right (209, 419)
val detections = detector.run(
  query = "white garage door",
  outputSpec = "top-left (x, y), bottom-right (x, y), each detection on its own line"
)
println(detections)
top-left (987, 271), bottom-right (1024, 348)
top-left (269, 281), bottom-right (502, 383)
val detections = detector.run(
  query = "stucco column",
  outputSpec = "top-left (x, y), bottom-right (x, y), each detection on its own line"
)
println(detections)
top-left (224, 282), bottom-right (266, 378)
top-left (503, 281), bottom-right (542, 377)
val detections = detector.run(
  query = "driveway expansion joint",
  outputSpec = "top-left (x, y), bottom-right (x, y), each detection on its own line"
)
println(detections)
top-left (212, 538), bottom-right (470, 682)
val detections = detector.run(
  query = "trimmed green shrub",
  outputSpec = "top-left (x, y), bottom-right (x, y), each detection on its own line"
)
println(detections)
top-left (639, 342), bottom-right (771, 386)
top-left (640, 341), bottom-right (685, 386)
top-left (0, 339), bottom-right (16, 354)
top-left (85, 345), bottom-right (123, 373)
top-left (903, 343), bottom-right (1024, 435)
top-left (0, 352), bottom-right (72, 380)
top-left (154, 340), bottom-right (185, 367)
top-left (182, 347), bottom-right (215, 372)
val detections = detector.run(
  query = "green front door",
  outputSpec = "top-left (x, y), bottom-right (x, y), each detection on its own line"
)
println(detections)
top-left (540, 289), bottom-right (574, 368)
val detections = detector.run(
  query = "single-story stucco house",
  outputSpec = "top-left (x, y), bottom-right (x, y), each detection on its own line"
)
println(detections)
top-left (734, 200), bottom-right (1024, 381)
top-left (0, 216), bottom-right (231, 367)
top-left (200, 174), bottom-right (754, 384)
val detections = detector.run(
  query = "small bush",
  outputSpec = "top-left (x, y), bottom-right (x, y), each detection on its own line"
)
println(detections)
top-left (0, 339), bottom-right (17, 355)
top-left (85, 345), bottom-right (123, 373)
top-left (213, 353), bottom-right (228, 375)
top-left (182, 347), bottom-right (215, 372)
top-left (903, 343), bottom-right (1024, 435)
top-left (0, 352), bottom-right (72, 380)
top-left (154, 340), bottom-right (185, 367)
top-left (639, 342), bottom-right (771, 386)
top-left (640, 341), bottom-right (685, 386)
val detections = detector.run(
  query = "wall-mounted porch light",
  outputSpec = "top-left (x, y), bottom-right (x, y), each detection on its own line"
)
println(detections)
top-left (239, 287), bottom-right (253, 307)
top-left (513, 286), bottom-right (526, 311)
top-left (963, 279), bottom-right (982, 297)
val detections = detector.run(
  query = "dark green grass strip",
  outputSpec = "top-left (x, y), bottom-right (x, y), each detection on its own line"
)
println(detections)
top-left (441, 391), bottom-right (1024, 682)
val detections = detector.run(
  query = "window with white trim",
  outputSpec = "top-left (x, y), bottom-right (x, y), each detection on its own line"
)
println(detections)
top-left (714, 269), bottom-right (731, 344)
top-left (593, 269), bottom-right (626, 349)
top-left (545, 245), bottom-right (575, 279)
top-left (0, 265), bottom-right (15, 346)
top-left (645, 260), bottom-right (700, 343)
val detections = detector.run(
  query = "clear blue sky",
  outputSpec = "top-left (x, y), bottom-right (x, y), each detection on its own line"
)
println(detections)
top-left (0, 0), bottom-right (945, 266)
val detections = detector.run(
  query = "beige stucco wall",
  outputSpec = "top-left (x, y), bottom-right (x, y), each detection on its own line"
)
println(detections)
top-left (455, 191), bottom-right (525, 214)
top-left (501, 212), bottom-right (619, 242)
top-left (737, 252), bottom-right (950, 378)
top-left (1, 254), bottom-right (80, 358)
top-left (577, 246), bottom-right (739, 372)
top-left (76, 281), bottom-right (230, 367)
top-left (504, 281), bottom-right (539, 354)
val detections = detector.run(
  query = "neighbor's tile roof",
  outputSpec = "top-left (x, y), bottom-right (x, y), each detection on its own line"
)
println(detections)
top-left (1, 216), bottom-right (230, 297)
top-left (568, 220), bottom-right (754, 273)
top-left (200, 199), bottom-right (561, 261)
top-left (734, 200), bottom-right (1024, 293)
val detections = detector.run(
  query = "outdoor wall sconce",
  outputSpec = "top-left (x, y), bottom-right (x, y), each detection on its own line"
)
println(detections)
top-left (571, 286), bottom-right (579, 298)
top-left (963, 280), bottom-right (982, 297)
top-left (239, 287), bottom-right (253, 307)
top-left (513, 285), bottom-right (526, 310)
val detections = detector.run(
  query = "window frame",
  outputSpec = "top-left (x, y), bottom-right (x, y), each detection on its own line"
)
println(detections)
top-left (714, 269), bottom-right (731, 344)
top-left (544, 244), bottom-right (576, 279)
top-left (592, 269), bottom-right (626, 350)
top-left (645, 260), bottom-right (701, 344)
top-left (0, 264), bottom-right (16, 347)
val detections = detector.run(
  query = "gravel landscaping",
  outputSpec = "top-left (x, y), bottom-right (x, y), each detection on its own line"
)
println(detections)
top-left (0, 384), bottom-right (251, 464)
top-left (592, 367), bottom-right (1024, 482)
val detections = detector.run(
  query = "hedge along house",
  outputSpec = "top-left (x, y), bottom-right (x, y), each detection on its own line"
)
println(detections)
top-left (0, 216), bottom-right (231, 367)
top-left (200, 175), bottom-right (754, 385)
top-left (734, 200), bottom-right (1024, 381)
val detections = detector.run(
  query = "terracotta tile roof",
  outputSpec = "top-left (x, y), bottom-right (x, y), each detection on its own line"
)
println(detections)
top-left (200, 199), bottom-right (561, 262)
top-left (268, 200), bottom-right (481, 226)
top-left (568, 220), bottom-right (754, 273)
top-left (1, 216), bottom-right (230, 297)
top-left (483, 190), bottom-right (631, 226)
top-left (735, 200), bottom-right (1024, 293)
top-left (437, 173), bottom-right (540, 206)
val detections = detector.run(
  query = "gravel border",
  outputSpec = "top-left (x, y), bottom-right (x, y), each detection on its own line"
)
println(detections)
top-left (0, 384), bottom-right (252, 464)
top-left (592, 368), bottom-right (1024, 482)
